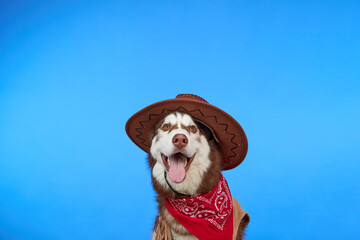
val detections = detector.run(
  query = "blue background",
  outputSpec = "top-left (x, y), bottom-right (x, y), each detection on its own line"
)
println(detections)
top-left (1, 1), bottom-right (359, 239)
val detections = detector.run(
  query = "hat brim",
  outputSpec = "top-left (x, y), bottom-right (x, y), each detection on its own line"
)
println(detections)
top-left (125, 98), bottom-right (248, 170)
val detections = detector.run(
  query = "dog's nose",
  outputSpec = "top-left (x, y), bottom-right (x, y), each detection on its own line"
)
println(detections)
top-left (172, 134), bottom-right (188, 149)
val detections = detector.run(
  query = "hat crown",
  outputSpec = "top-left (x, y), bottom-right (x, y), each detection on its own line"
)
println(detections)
top-left (176, 94), bottom-right (208, 103)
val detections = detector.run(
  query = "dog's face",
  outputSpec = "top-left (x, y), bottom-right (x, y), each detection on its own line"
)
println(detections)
top-left (149, 112), bottom-right (221, 196)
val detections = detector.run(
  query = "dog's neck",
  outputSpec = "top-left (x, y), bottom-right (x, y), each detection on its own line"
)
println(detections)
top-left (164, 171), bottom-right (193, 197)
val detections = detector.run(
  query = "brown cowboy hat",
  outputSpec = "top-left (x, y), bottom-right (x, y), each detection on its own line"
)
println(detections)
top-left (125, 94), bottom-right (248, 170)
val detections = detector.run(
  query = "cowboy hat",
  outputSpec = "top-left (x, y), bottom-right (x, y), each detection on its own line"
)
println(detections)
top-left (125, 94), bottom-right (248, 170)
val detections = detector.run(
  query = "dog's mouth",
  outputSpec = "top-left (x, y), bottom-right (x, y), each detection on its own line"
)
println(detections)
top-left (161, 152), bottom-right (195, 183)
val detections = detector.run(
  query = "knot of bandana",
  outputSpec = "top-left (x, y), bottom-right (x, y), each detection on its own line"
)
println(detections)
top-left (165, 175), bottom-right (233, 240)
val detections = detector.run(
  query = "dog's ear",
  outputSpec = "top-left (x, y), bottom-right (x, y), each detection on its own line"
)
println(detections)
top-left (195, 120), bottom-right (220, 147)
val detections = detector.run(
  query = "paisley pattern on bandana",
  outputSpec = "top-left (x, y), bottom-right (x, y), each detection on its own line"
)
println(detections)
top-left (167, 175), bottom-right (232, 231)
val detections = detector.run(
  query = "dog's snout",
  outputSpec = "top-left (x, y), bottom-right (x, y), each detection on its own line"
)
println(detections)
top-left (172, 134), bottom-right (188, 149)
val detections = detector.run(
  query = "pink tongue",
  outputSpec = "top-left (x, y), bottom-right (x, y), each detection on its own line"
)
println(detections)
top-left (168, 154), bottom-right (186, 183)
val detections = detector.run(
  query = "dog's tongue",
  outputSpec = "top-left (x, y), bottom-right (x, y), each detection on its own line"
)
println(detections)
top-left (168, 153), bottom-right (186, 183)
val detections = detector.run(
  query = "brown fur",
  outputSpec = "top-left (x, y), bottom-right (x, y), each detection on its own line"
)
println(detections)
top-left (236, 214), bottom-right (250, 240)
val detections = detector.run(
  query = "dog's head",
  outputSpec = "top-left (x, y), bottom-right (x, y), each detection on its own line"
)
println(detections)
top-left (148, 112), bottom-right (222, 197)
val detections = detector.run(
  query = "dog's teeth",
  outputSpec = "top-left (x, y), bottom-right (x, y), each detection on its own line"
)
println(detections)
top-left (167, 158), bottom-right (170, 166)
top-left (184, 157), bottom-right (188, 167)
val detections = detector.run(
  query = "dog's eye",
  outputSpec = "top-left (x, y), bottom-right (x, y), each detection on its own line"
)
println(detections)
top-left (162, 124), bottom-right (170, 131)
top-left (189, 126), bottom-right (197, 133)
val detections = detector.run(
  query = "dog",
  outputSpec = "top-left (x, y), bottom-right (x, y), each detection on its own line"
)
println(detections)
top-left (148, 112), bottom-right (249, 240)
top-left (125, 94), bottom-right (250, 240)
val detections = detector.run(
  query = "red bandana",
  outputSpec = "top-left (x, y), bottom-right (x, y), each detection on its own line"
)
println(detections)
top-left (165, 175), bottom-right (233, 240)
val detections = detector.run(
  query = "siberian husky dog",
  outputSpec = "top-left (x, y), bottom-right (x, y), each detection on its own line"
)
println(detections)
top-left (148, 112), bottom-right (247, 240)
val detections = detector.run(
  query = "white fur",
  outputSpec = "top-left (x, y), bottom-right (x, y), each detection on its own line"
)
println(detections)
top-left (150, 112), bottom-right (212, 238)
top-left (150, 112), bottom-right (211, 196)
